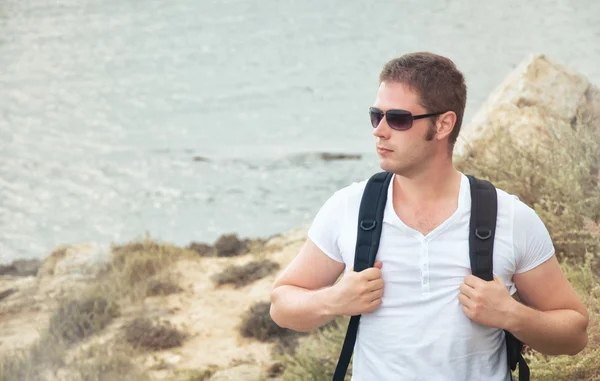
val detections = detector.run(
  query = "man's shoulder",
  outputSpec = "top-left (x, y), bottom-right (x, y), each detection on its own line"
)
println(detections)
top-left (330, 177), bottom-right (370, 206)
top-left (490, 183), bottom-right (543, 226)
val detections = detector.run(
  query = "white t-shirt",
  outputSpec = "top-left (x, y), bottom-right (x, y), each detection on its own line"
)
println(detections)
top-left (308, 173), bottom-right (555, 381)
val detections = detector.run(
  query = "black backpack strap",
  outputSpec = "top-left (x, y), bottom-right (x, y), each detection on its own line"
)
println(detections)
top-left (506, 331), bottom-right (530, 381)
top-left (467, 175), bottom-right (530, 381)
top-left (467, 175), bottom-right (497, 281)
top-left (332, 171), bottom-right (393, 381)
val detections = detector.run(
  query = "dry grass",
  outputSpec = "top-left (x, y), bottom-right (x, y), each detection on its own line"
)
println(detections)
top-left (62, 341), bottom-right (150, 381)
top-left (212, 259), bottom-right (280, 288)
top-left (275, 316), bottom-right (351, 381)
top-left (48, 292), bottom-right (120, 344)
top-left (0, 336), bottom-right (67, 381)
top-left (105, 238), bottom-right (194, 303)
top-left (146, 278), bottom-right (183, 297)
top-left (124, 317), bottom-right (188, 351)
top-left (111, 239), bottom-right (190, 286)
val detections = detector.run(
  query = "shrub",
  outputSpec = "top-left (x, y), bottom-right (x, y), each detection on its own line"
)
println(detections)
top-left (212, 260), bottom-right (280, 288)
top-left (146, 279), bottom-right (183, 297)
top-left (124, 317), bottom-right (188, 350)
top-left (214, 234), bottom-right (248, 257)
top-left (48, 293), bottom-right (119, 344)
top-left (187, 242), bottom-right (215, 257)
top-left (239, 301), bottom-right (297, 343)
top-left (111, 239), bottom-right (189, 288)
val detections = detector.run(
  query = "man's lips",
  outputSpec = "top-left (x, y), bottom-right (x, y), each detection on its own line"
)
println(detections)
top-left (377, 146), bottom-right (393, 153)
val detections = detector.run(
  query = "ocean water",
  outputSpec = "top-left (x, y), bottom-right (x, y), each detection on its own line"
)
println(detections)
top-left (1, 0), bottom-right (599, 263)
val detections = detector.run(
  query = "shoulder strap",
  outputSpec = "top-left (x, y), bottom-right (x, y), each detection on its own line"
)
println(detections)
top-left (332, 171), bottom-right (393, 381)
top-left (466, 175), bottom-right (497, 281)
top-left (354, 171), bottom-right (393, 272)
top-left (467, 175), bottom-right (530, 381)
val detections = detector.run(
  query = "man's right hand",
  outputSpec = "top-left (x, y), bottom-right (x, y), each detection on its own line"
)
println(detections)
top-left (328, 261), bottom-right (384, 316)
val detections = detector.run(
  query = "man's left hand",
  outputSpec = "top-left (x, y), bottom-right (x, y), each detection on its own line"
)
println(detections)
top-left (458, 274), bottom-right (516, 329)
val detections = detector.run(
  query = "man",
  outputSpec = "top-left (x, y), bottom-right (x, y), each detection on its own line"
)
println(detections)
top-left (269, 52), bottom-right (588, 380)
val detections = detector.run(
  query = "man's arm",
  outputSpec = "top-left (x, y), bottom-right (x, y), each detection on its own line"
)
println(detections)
top-left (269, 239), bottom-right (345, 332)
top-left (508, 254), bottom-right (588, 355)
top-left (459, 255), bottom-right (589, 356)
top-left (270, 238), bottom-right (385, 332)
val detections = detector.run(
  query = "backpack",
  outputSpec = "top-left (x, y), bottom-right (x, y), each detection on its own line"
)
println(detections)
top-left (332, 172), bottom-right (530, 381)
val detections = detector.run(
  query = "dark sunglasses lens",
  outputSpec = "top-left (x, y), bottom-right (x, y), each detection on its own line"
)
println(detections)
top-left (386, 111), bottom-right (413, 130)
top-left (369, 109), bottom-right (384, 128)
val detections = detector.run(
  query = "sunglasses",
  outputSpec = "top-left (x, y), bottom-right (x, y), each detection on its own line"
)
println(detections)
top-left (369, 107), bottom-right (445, 131)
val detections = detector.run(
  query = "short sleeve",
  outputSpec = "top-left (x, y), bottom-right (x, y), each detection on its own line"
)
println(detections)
top-left (513, 198), bottom-right (555, 274)
top-left (307, 189), bottom-right (347, 264)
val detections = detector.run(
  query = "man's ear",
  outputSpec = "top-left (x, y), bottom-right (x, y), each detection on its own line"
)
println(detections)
top-left (435, 111), bottom-right (457, 141)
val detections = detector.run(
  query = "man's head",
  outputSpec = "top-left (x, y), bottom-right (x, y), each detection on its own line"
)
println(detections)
top-left (372, 52), bottom-right (467, 175)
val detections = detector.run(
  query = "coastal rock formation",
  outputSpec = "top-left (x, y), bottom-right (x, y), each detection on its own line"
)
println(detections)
top-left (454, 54), bottom-right (599, 159)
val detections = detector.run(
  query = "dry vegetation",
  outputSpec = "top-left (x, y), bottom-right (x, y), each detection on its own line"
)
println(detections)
top-left (239, 301), bottom-right (301, 345)
top-left (0, 235), bottom-right (281, 381)
top-left (0, 239), bottom-right (193, 381)
top-left (124, 317), bottom-right (188, 351)
top-left (212, 260), bottom-right (280, 288)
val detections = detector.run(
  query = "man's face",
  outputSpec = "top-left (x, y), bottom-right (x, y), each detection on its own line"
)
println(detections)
top-left (372, 81), bottom-right (437, 175)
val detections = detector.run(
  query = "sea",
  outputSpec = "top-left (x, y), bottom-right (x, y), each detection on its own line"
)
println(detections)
top-left (1, 0), bottom-right (599, 263)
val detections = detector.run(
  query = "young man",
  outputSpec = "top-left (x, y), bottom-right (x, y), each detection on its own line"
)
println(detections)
top-left (269, 52), bottom-right (589, 380)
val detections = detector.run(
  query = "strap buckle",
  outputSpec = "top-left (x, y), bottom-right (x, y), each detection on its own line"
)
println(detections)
top-left (475, 227), bottom-right (492, 240)
top-left (360, 220), bottom-right (377, 231)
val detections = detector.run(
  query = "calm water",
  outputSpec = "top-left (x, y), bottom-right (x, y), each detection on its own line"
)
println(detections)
top-left (1, 0), bottom-right (599, 263)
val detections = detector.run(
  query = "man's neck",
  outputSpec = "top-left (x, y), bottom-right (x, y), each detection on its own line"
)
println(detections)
top-left (393, 164), bottom-right (462, 205)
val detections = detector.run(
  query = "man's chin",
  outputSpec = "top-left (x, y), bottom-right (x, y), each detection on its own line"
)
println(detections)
top-left (378, 159), bottom-right (395, 173)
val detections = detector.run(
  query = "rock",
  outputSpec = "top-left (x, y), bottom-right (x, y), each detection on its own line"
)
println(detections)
top-left (214, 234), bottom-right (247, 257)
top-left (38, 244), bottom-right (110, 279)
top-left (187, 242), bottom-right (214, 257)
top-left (209, 364), bottom-right (263, 381)
top-left (192, 156), bottom-right (210, 162)
top-left (0, 259), bottom-right (42, 277)
top-left (37, 243), bottom-right (111, 298)
top-left (320, 152), bottom-right (362, 161)
top-left (454, 54), bottom-right (600, 159)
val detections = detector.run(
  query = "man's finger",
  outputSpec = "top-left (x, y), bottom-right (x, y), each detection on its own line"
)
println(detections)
top-left (458, 293), bottom-right (474, 309)
top-left (459, 283), bottom-right (475, 299)
top-left (367, 278), bottom-right (384, 291)
top-left (362, 267), bottom-right (383, 281)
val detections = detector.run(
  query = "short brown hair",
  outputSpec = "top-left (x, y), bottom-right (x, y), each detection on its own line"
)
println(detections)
top-left (379, 52), bottom-right (467, 146)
